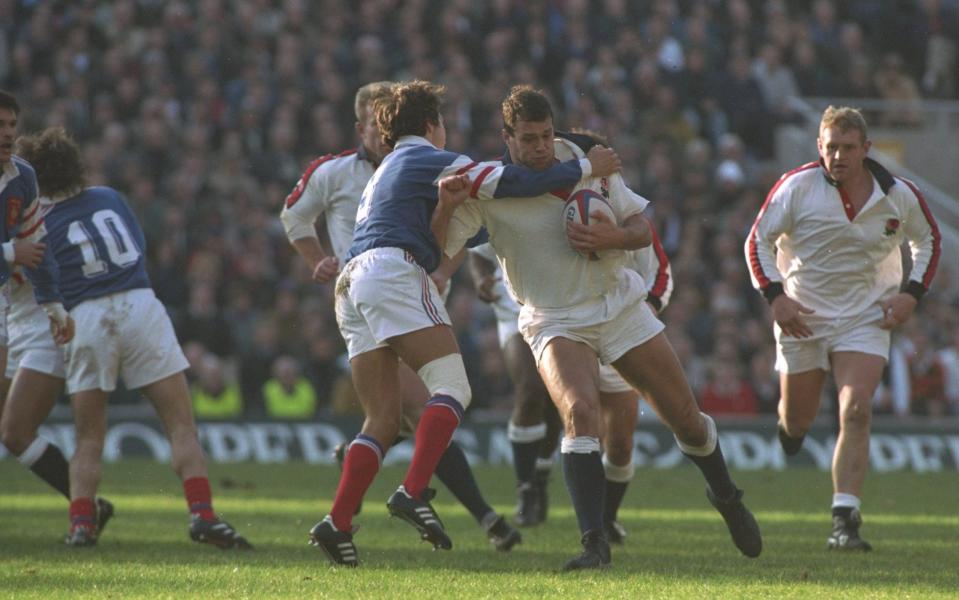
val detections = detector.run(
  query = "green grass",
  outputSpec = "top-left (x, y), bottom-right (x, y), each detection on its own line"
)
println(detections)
top-left (1, 460), bottom-right (956, 599)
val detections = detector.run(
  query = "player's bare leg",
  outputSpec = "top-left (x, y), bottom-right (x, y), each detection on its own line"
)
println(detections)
top-left (538, 337), bottom-right (609, 570)
top-left (599, 389), bottom-right (638, 543)
top-left (778, 369), bottom-right (827, 455)
top-left (143, 372), bottom-right (251, 550)
top-left (383, 325), bottom-right (468, 550)
top-left (65, 389), bottom-right (108, 546)
top-left (0, 369), bottom-right (76, 502)
top-left (613, 332), bottom-right (761, 557)
top-left (825, 351), bottom-right (884, 551)
top-left (397, 359), bottom-right (520, 551)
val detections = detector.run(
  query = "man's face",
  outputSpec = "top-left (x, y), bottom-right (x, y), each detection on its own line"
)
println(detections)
top-left (356, 102), bottom-right (392, 164)
top-left (817, 125), bottom-right (870, 184)
top-left (503, 118), bottom-right (555, 171)
top-left (425, 114), bottom-right (447, 150)
top-left (0, 107), bottom-right (17, 165)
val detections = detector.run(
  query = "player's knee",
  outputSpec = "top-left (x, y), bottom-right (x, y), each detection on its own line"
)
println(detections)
top-left (417, 354), bottom-right (471, 410)
top-left (840, 400), bottom-right (872, 430)
top-left (604, 436), bottom-right (633, 465)
top-left (0, 425), bottom-right (31, 455)
top-left (566, 396), bottom-right (600, 430)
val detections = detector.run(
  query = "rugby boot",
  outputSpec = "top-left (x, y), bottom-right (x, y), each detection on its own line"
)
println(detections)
top-left (95, 497), bottom-right (115, 537)
top-left (387, 486), bottom-right (452, 550)
top-left (604, 519), bottom-right (627, 545)
top-left (486, 515), bottom-right (522, 551)
top-left (189, 515), bottom-right (253, 550)
top-left (64, 524), bottom-right (97, 548)
top-left (707, 487), bottom-right (762, 558)
top-left (514, 482), bottom-right (543, 527)
top-left (827, 509), bottom-right (872, 551)
top-left (309, 515), bottom-right (359, 566)
top-left (562, 529), bottom-right (611, 571)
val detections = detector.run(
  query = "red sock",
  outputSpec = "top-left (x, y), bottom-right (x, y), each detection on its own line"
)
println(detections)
top-left (330, 435), bottom-right (383, 532)
top-left (403, 400), bottom-right (461, 499)
top-left (184, 477), bottom-right (216, 521)
top-left (70, 497), bottom-right (96, 533)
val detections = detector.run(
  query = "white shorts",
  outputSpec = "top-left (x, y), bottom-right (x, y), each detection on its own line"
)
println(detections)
top-left (6, 294), bottom-right (64, 379)
top-left (335, 248), bottom-right (451, 359)
top-left (599, 363), bottom-right (633, 394)
top-left (775, 309), bottom-right (890, 373)
top-left (519, 270), bottom-right (665, 366)
top-left (64, 288), bottom-right (189, 393)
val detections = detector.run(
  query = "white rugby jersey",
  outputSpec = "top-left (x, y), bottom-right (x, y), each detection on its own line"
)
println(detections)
top-left (447, 138), bottom-right (648, 309)
top-left (746, 158), bottom-right (940, 319)
top-left (280, 146), bottom-right (373, 261)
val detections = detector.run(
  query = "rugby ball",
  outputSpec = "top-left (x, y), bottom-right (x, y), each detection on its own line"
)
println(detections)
top-left (564, 188), bottom-right (616, 260)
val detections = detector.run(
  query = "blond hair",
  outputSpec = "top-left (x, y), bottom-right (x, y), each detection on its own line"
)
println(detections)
top-left (820, 105), bottom-right (868, 142)
top-left (354, 81), bottom-right (395, 122)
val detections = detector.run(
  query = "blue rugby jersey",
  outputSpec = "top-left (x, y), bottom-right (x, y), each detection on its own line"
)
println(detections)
top-left (0, 156), bottom-right (61, 304)
top-left (347, 136), bottom-right (590, 272)
top-left (42, 186), bottom-right (150, 311)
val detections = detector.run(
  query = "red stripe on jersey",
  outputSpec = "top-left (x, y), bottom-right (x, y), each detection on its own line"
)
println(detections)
top-left (284, 149), bottom-right (357, 208)
top-left (747, 162), bottom-right (818, 289)
top-left (12, 272), bottom-right (24, 284)
top-left (549, 187), bottom-right (573, 200)
top-left (16, 220), bottom-right (43, 239)
top-left (469, 166), bottom-right (494, 199)
top-left (21, 201), bottom-right (39, 222)
top-left (837, 186), bottom-right (857, 221)
top-left (898, 177), bottom-right (941, 289)
top-left (648, 227), bottom-right (670, 299)
top-left (455, 161), bottom-right (478, 175)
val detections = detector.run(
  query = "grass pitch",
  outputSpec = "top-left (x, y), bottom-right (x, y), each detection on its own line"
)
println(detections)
top-left (1, 460), bottom-right (956, 599)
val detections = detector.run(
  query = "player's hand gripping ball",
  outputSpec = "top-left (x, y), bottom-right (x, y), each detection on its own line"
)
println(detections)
top-left (564, 188), bottom-right (616, 260)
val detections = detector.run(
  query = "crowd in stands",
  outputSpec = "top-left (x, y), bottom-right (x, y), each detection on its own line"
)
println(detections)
top-left (2, 0), bottom-right (958, 419)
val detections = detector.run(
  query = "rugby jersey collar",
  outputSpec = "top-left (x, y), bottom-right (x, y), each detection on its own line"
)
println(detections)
top-left (820, 157), bottom-right (895, 194)
top-left (394, 135), bottom-right (435, 149)
top-left (0, 158), bottom-right (19, 192)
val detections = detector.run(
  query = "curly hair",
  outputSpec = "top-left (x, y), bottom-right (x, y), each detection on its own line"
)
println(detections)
top-left (502, 85), bottom-right (554, 136)
top-left (15, 127), bottom-right (86, 197)
top-left (374, 80), bottom-right (444, 147)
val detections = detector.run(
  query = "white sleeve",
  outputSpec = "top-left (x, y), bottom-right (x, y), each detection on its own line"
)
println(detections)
top-left (445, 200), bottom-right (484, 258)
top-left (897, 178), bottom-right (941, 295)
top-left (280, 160), bottom-right (333, 242)
top-left (607, 174), bottom-right (648, 222)
top-left (745, 178), bottom-right (793, 294)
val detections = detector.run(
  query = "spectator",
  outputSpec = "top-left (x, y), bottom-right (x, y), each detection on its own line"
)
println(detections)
top-left (263, 355), bottom-right (317, 420)
top-left (192, 353), bottom-right (243, 420)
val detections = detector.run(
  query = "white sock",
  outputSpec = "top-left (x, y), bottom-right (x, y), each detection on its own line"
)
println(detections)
top-left (832, 493), bottom-right (861, 510)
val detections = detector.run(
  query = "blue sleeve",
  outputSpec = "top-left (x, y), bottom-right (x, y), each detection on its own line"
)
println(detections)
top-left (491, 159), bottom-right (583, 199)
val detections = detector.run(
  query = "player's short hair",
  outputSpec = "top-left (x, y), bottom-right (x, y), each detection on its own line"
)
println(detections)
top-left (569, 127), bottom-right (610, 148)
top-left (0, 89), bottom-right (20, 115)
top-left (354, 81), bottom-right (395, 122)
top-left (15, 127), bottom-right (86, 197)
top-left (502, 85), bottom-right (554, 136)
top-left (375, 80), bottom-right (444, 147)
top-left (820, 106), bottom-right (868, 142)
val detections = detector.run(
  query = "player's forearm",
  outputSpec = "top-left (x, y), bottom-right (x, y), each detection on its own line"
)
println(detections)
top-left (291, 236), bottom-right (327, 269)
top-left (490, 159), bottom-right (589, 199)
top-left (618, 214), bottom-right (652, 250)
top-left (431, 202), bottom-right (457, 251)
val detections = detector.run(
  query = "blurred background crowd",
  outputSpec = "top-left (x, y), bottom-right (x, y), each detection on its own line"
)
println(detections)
top-left (2, 0), bottom-right (958, 420)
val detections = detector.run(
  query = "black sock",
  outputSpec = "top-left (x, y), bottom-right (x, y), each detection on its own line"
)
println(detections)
top-left (562, 452), bottom-right (606, 535)
top-left (434, 441), bottom-right (494, 523)
top-left (511, 440), bottom-right (540, 485)
top-left (684, 441), bottom-right (737, 501)
top-left (29, 443), bottom-right (71, 499)
top-left (603, 479), bottom-right (629, 523)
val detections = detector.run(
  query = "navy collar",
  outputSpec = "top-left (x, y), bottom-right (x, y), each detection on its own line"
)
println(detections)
top-left (820, 157), bottom-right (895, 194)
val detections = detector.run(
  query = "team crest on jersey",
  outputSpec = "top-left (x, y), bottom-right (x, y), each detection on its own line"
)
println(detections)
top-left (884, 218), bottom-right (900, 236)
top-left (600, 177), bottom-right (609, 199)
top-left (5, 197), bottom-right (21, 229)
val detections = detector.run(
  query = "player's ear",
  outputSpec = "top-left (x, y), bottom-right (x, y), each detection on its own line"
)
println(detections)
top-left (501, 128), bottom-right (511, 144)
top-left (355, 120), bottom-right (363, 136)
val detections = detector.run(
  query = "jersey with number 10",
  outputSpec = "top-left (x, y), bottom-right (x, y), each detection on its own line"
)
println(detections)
top-left (41, 187), bottom-right (149, 311)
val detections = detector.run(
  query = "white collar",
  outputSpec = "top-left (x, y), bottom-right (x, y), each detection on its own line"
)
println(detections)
top-left (394, 135), bottom-right (435, 149)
